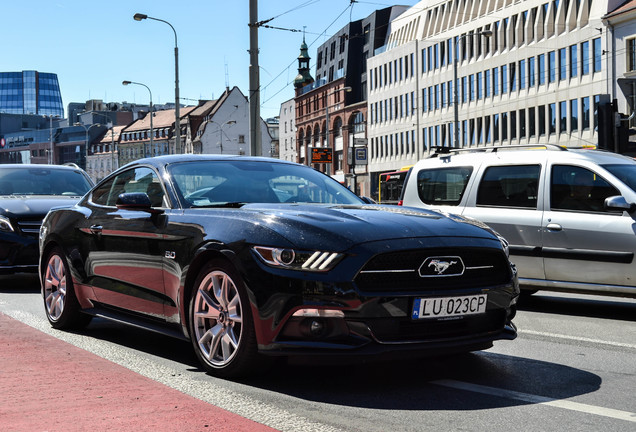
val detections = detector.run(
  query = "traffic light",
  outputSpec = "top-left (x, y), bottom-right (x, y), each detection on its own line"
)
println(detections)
top-left (596, 101), bottom-right (614, 151)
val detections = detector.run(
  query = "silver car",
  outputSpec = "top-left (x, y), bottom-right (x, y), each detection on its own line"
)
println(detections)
top-left (401, 145), bottom-right (636, 298)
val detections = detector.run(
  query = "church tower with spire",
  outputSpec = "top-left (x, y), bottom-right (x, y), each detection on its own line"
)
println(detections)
top-left (294, 35), bottom-right (314, 90)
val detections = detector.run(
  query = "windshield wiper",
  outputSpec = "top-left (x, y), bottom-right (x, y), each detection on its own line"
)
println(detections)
top-left (191, 201), bottom-right (247, 208)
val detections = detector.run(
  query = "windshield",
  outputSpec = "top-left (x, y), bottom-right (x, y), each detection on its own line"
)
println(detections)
top-left (603, 164), bottom-right (636, 193)
top-left (168, 160), bottom-right (364, 208)
top-left (0, 167), bottom-right (92, 196)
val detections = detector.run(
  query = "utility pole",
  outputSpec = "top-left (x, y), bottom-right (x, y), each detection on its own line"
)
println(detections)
top-left (249, 0), bottom-right (262, 156)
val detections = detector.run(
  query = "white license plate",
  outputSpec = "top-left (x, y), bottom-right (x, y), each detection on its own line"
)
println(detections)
top-left (411, 294), bottom-right (487, 320)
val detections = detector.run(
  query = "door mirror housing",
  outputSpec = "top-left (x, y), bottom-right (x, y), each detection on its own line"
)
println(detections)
top-left (116, 192), bottom-right (164, 214)
top-left (604, 195), bottom-right (636, 213)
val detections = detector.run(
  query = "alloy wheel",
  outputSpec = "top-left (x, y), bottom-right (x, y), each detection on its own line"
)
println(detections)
top-left (44, 254), bottom-right (67, 321)
top-left (192, 270), bottom-right (243, 367)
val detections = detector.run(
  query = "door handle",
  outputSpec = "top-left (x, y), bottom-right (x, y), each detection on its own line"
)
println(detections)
top-left (89, 225), bottom-right (103, 235)
top-left (546, 223), bottom-right (562, 231)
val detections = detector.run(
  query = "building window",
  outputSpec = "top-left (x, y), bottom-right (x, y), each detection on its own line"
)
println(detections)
top-left (570, 44), bottom-right (578, 77)
top-left (529, 57), bottom-right (536, 87)
top-left (539, 105), bottom-right (546, 136)
top-left (538, 54), bottom-right (546, 85)
top-left (519, 59), bottom-right (526, 89)
top-left (549, 103), bottom-right (556, 135)
top-left (593, 37), bottom-right (602, 73)
top-left (477, 72), bottom-right (483, 99)
top-left (582, 96), bottom-right (590, 130)
top-left (581, 41), bottom-right (590, 75)
top-left (571, 99), bottom-right (578, 132)
top-left (548, 51), bottom-right (556, 83)
top-left (559, 101), bottom-right (567, 133)
top-left (529, 107), bottom-right (536, 137)
top-left (485, 69), bottom-right (491, 98)
top-left (493, 67), bottom-right (499, 95)
top-left (629, 39), bottom-right (636, 72)
top-left (501, 65), bottom-right (508, 94)
top-left (520, 109), bottom-right (526, 139)
top-left (559, 48), bottom-right (567, 81)
top-left (494, 114), bottom-right (500, 142)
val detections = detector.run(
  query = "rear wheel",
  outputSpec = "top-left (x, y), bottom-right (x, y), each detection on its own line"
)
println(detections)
top-left (188, 259), bottom-right (262, 378)
top-left (42, 247), bottom-right (91, 329)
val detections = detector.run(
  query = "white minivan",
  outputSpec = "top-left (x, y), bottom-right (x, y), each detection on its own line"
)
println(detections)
top-left (401, 145), bottom-right (636, 298)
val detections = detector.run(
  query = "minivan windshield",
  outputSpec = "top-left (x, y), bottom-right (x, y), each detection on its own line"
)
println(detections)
top-left (603, 164), bottom-right (636, 193)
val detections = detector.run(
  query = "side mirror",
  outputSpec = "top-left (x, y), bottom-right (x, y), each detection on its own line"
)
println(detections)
top-left (604, 195), bottom-right (636, 213)
top-left (116, 192), bottom-right (164, 214)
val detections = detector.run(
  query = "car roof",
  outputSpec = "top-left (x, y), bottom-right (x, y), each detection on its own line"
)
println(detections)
top-left (0, 163), bottom-right (84, 171)
top-left (120, 154), bottom-right (301, 170)
top-left (415, 146), bottom-right (635, 168)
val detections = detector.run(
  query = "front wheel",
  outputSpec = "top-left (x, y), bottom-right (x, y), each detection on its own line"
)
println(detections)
top-left (42, 246), bottom-right (91, 329)
top-left (188, 259), bottom-right (263, 379)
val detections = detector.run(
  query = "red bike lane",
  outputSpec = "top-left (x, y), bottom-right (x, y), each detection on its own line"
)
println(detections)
top-left (0, 312), bottom-right (277, 432)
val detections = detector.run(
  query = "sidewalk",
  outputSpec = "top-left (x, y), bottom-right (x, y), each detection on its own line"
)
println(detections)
top-left (0, 312), bottom-right (277, 432)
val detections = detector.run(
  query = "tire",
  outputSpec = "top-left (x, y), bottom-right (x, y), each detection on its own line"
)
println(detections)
top-left (42, 247), bottom-right (92, 330)
top-left (188, 259), bottom-right (263, 379)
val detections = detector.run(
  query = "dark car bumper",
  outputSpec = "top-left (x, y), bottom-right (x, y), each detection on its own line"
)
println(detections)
top-left (0, 233), bottom-right (40, 274)
top-left (243, 255), bottom-right (519, 357)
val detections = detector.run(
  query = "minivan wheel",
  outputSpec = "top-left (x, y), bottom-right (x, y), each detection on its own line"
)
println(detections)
top-left (188, 259), bottom-right (261, 379)
top-left (42, 247), bottom-right (91, 329)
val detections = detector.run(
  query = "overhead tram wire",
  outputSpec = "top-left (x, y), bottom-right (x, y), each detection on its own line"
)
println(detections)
top-left (260, 3), bottom-right (355, 106)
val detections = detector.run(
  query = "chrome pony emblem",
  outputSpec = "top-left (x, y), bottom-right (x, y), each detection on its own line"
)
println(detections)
top-left (428, 259), bottom-right (457, 274)
top-left (419, 256), bottom-right (465, 277)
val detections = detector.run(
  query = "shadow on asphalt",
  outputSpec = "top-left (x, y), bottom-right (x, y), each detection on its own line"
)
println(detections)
top-left (240, 350), bottom-right (602, 411)
top-left (517, 292), bottom-right (636, 322)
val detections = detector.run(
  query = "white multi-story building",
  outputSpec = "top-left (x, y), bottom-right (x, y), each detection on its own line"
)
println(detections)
top-left (367, 0), bottom-right (634, 199)
top-left (279, 98), bottom-right (297, 162)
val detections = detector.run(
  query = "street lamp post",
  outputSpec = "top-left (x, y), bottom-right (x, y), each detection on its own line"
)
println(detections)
top-left (208, 120), bottom-right (237, 154)
top-left (123, 80), bottom-right (153, 157)
top-left (76, 123), bottom-right (101, 172)
top-left (324, 86), bottom-right (352, 174)
top-left (453, 30), bottom-right (492, 148)
top-left (134, 13), bottom-right (180, 154)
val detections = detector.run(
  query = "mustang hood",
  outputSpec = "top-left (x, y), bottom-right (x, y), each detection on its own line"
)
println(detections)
top-left (0, 196), bottom-right (80, 218)
top-left (237, 203), bottom-right (499, 251)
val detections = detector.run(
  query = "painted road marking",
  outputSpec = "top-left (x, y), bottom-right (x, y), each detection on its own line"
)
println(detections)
top-left (518, 329), bottom-right (636, 350)
top-left (432, 379), bottom-right (636, 423)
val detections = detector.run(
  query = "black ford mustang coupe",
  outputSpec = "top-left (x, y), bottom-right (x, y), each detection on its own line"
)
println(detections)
top-left (40, 155), bottom-right (518, 378)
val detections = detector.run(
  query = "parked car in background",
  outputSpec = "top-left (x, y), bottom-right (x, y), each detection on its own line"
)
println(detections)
top-left (39, 155), bottom-right (518, 379)
top-left (401, 145), bottom-right (636, 299)
top-left (0, 164), bottom-right (93, 275)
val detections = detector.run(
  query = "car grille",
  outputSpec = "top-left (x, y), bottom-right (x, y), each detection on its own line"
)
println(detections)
top-left (354, 248), bottom-right (511, 292)
top-left (363, 310), bottom-right (507, 342)
top-left (16, 219), bottom-right (43, 238)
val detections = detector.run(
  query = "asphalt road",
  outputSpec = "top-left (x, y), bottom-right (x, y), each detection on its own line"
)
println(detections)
top-left (1, 273), bottom-right (635, 432)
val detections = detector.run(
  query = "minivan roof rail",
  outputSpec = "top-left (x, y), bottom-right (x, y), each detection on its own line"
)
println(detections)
top-left (428, 144), bottom-right (569, 158)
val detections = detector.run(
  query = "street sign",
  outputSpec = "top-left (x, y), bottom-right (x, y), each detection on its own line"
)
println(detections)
top-left (354, 147), bottom-right (367, 165)
top-left (311, 147), bottom-right (332, 163)
top-left (354, 138), bottom-right (368, 146)
top-left (347, 146), bottom-right (368, 165)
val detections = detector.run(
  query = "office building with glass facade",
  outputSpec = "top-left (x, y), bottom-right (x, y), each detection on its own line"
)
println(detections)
top-left (0, 71), bottom-right (64, 117)
top-left (366, 0), bottom-right (635, 196)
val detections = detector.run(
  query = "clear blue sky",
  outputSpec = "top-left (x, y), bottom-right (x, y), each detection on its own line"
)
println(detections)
top-left (5, 0), bottom-right (416, 120)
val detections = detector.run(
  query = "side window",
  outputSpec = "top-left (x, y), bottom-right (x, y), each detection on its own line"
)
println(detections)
top-left (551, 165), bottom-right (619, 212)
top-left (91, 167), bottom-right (165, 207)
top-left (416, 167), bottom-right (473, 205)
top-left (477, 165), bottom-right (540, 208)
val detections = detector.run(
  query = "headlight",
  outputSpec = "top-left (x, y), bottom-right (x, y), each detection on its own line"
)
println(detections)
top-left (0, 215), bottom-right (14, 232)
top-left (252, 246), bottom-right (343, 272)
